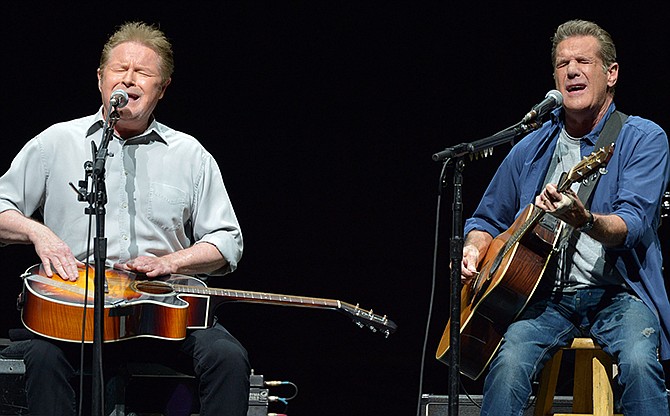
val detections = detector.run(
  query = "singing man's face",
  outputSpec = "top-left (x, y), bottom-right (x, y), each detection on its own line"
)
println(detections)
top-left (553, 35), bottom-right (617, 122)
top-left (97, 41), bottom-right (171, 136)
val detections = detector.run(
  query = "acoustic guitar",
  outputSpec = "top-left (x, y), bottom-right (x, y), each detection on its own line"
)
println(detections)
top-left (19, 264), bottom-right (397, 343)
top-left (435, 145), bottom-right (614, 380)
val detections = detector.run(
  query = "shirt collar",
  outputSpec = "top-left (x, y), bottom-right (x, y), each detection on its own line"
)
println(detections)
top-left (85, 108), bottom-right (168, 145)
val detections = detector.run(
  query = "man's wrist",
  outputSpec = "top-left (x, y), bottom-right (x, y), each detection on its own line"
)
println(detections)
top-left (578, 210), bottom-right (595, 232)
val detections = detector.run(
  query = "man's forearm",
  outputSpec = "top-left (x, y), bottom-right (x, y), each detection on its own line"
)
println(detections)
top-left (160, 242), bottom-right (228, 275)
top-left (0, 209), bottom-right (40, 245)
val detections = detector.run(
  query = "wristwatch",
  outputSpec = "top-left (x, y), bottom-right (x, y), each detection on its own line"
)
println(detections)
top-left (578, 211), bottom-right (595, 232)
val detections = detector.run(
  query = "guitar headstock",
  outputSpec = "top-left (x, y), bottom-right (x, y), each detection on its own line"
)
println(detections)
top-left (560, 144), bottom-right (614, 191)
top-left (339, 302), bottom-right (397, 338)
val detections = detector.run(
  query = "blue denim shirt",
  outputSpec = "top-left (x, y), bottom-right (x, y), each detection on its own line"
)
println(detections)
top-left (464, 103), bottom-right (670, 359)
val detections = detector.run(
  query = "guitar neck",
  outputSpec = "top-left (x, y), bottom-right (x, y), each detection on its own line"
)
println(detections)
top-left (173, 283), bottom-right (342, 310)
top-left (505, 205), bottom-right (547, 249)
top-left (170, 282), bottom-right (397, 337)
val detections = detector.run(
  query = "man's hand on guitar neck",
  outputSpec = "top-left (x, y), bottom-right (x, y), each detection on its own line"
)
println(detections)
top-left (535, 183), bottom-right (590, 229)
top-left (535, 183), bottom-right (628, 247)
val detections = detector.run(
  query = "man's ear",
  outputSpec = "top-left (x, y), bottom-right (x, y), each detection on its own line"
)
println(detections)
top-left (607, 62), bottom-right (619, 88)
top-left (158, 78), bottom-right (172, 99)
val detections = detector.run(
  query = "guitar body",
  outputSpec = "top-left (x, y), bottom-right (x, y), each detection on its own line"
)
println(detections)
top-left (436, 204), bottom-right (562, 380)
top-left (20, 264), bottom-right (212, 343)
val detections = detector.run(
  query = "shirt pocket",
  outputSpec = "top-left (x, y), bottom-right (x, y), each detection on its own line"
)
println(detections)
top-left (147, 182), bottom-right (189, 232)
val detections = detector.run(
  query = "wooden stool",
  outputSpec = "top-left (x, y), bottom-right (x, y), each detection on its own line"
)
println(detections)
top-left (534, 337), bottom-right (623, 416)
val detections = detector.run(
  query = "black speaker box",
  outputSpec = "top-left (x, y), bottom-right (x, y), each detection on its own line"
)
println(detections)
top-left (0, 374), bottom-right (26, 415)
top-left (420, 394), bottom-right (574, 416)
top-left (0, 356), bottom-right (27, 415)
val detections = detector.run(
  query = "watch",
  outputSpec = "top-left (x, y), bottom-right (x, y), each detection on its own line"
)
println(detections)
top-left (578, 211), bottom-right (595, 233)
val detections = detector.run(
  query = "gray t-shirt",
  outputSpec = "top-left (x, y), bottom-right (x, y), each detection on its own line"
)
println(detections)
top-left (543, 128), bottom-right (625, 291)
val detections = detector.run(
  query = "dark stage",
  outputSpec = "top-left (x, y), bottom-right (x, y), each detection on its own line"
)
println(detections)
top-left (2, 2), bottom-right (669, 415)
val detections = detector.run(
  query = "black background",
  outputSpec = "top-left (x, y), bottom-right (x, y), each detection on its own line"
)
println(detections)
top-left (2, 2), bottom-right (669, 415)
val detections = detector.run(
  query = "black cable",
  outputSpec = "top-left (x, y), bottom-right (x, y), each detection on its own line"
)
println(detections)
top-left (77, 206), bottom-right (95, 416)
top-left (415, 160), bottom-right (450, 416)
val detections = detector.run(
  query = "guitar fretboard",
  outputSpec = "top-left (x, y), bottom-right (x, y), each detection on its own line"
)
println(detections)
top-left (171, 283), bottom-right (342, 310)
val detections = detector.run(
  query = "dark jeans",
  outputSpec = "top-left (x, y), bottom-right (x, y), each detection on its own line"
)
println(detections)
top-left (2, 322), bottom-right (250, 416)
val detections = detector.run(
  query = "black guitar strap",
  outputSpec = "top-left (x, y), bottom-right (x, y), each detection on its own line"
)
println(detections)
top-left (576, 110), bottom-right (628, 209)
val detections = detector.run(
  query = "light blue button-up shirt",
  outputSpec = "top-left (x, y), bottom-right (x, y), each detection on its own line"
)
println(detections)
top-left (0, 109), bottom-right (243, 275)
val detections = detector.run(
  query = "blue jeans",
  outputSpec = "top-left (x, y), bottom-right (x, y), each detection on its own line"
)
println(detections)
top-left (480, 287), bottom-right (669, 416)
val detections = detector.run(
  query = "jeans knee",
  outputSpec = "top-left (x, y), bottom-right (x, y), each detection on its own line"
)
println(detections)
top-left (489, 346), bottom-right (536, 383)
top-left (616, 343), bottom-right (663, 383)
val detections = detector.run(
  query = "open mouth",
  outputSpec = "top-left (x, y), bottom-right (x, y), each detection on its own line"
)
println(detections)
top-left (566, 84), bottom-right (586, 93)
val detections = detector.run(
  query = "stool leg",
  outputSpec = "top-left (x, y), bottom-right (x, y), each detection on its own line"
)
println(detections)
top-left (592, 351), bottom-right (614, 416)
top-left (534, 350), bottom-right (563, 416)
top-left (572, 350), bottom-right (595, 414)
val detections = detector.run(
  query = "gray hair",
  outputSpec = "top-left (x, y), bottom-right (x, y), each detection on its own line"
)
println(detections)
top-left (551, 19), bottom-right (617, 69)
top-left (551, 20), bottom-right (617, 93)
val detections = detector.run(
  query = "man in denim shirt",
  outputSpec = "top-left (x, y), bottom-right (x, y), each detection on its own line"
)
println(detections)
top-left (461, 20), bottom-right (670, 415)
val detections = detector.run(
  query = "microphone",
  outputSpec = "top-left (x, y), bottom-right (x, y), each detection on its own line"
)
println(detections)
top-left (109, 89), bottom-right (129, 108)
top-left (521, 90), bottom-right (563, 124)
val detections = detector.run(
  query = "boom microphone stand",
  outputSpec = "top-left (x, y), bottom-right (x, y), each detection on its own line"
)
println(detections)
top-left (432, 119), bottom-right (542, 416)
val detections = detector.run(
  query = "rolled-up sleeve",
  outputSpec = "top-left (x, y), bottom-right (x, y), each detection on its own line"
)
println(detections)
top-left (0, 136), bottom-right (48, 217)
top-left (608, 121), bottom-right (670, 249)
top-left (192, 152), bottom-right (243, 275)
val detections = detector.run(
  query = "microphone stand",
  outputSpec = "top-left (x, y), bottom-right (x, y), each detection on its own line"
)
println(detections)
top-left (432, 120), bottom-right (541, 416)
top-left (75, 103), bottom-right (120, 416)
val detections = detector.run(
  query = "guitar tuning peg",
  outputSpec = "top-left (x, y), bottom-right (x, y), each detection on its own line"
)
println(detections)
top-left (368, 325), bottom-right (377, 333)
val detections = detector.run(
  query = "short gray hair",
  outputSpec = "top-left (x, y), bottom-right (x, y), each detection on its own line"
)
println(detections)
top-left (551, 19), bottom-right (617, 70)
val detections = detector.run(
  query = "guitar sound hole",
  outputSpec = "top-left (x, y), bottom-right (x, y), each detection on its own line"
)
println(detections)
top-left (133, 281), bottom-right (174, 296)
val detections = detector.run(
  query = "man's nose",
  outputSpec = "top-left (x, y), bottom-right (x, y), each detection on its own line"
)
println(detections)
top-left (121, 70), bottom-right (136, 86)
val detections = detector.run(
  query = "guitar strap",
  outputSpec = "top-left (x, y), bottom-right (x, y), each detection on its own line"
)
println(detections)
top-left (575, 110), bottom-right (628, 209)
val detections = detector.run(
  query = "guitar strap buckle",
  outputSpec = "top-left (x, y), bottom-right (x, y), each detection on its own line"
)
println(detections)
top-left (539, 213), bottom-right (560, 232)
